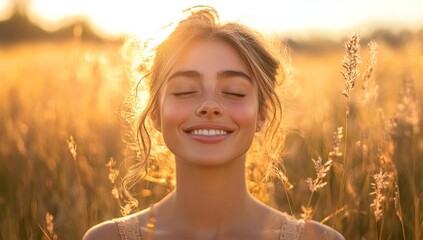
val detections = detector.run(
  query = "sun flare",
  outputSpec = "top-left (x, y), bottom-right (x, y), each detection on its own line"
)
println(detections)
top-left (0, 0), bottom-right (419, 40)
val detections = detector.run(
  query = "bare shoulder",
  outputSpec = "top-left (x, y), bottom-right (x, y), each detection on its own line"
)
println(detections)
top-left (303, 220), bottom-right (345, 240)
top-left (82, 220), bottom-right (120, 240)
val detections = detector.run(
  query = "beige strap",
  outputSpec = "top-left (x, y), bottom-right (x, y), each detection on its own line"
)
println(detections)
top-left (114, 216), bottom-right (142, 240)
top-left (279, 216), bottom-right (305, 240)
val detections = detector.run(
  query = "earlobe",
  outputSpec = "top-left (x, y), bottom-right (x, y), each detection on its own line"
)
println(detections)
top-left (256, 122), bottom-right (264, 132)
top-left (256, 124), bottom-right (262, 132)
top-left (256, 113), bottom-right (266, 132)
top-left (151, 109), bottom-right (161, 131)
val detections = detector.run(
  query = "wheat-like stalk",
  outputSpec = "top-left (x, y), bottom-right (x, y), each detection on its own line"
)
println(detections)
top-left (273, 164), bottom-right (294, 215)
top-left (301, 205), bottom-right (313, 221)
top-left (328, 127), bottom-right (344, 161)
top-left (370, 169), bottom-right (391, 222)
top-left (341, 33), bottom-right (361, 102)
top-left (106, 157), bottom-right (124, 207)
top-left (361, 41), bottom-right (378, 102)
top-left (106, 157), bottom-right (120, 184)
top-left (273, 165), bottom-right (294, 191)
top-left (306, 157), bottom-right (332, 193)
top-left (46, 212), bottom-right (58, 240)
top-left (394, 181), bottom-right (406, 239)
top-left (336, 33), bottom-right (361, 229)
top-left (67, 135), bottom-right (77, 161)
top-left (304, 156), bottom-right (333, 221)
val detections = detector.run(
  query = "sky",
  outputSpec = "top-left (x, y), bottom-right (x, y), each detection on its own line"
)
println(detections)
top-left (1, 0), bottom-right (423, 39)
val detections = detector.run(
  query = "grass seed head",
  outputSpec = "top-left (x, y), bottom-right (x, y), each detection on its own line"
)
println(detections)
top-left (370, 169), bottom-right (391, 222)
top-left (306, 157), bottom-right (332, 192)
top-left (341, 33), bottom-right (361, 100)
top-left (67, 135), bottom-right (77, 161)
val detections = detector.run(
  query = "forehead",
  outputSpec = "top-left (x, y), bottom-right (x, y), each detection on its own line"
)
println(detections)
top-left (170, 39), bottom-right (251, 75)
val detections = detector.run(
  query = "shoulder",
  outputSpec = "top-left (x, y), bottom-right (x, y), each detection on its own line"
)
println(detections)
top-left (303, 220), bottom-right (345, 240)
top-left (83, 210), bottom-right (150, 240)
top-left (261, 206), bottom-right (344, 240)
top-left (82, 220), bottom-right (120, 240)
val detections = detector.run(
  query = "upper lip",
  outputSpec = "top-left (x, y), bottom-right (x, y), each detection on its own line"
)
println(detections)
top-left (183, 123), bottom-right (235, 133)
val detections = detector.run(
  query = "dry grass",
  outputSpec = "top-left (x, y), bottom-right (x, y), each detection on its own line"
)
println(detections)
top-left (0, 31), bottom-right (422, 239)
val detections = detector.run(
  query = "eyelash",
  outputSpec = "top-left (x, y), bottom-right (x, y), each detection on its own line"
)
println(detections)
top-left (172, 91), bottom-right (197, 96)
top-left (172, 91), bottom-right (246, 98)
top-left (222, 91), bottom-right (246, 97)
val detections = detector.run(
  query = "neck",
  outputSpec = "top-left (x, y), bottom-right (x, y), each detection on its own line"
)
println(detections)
top-left (166, 156), bottom-right (253, 228)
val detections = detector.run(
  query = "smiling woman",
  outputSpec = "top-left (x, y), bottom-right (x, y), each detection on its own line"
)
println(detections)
top-left (158, 39), bottom-right (260, 166)
top-left (82, 5), bottom-right (344, 240)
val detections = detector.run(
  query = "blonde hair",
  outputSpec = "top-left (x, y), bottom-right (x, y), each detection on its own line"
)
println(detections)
top-left (121, 6), bottom-right (286, 213)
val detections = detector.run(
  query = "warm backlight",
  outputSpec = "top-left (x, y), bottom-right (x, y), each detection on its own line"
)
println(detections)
top-left (1, 0), bottom-right (423, 40)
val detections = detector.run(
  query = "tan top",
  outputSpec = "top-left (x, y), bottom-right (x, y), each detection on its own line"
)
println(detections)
top-left (114, 213), bottom-right (305, 240)
top-left (114, 216), bottom-right (142, 240)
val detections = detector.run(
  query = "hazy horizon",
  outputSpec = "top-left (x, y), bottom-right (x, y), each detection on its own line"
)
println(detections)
top-left (1, 0), bottom-right (423, 40)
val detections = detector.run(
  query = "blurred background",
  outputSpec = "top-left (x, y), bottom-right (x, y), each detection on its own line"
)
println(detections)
top-left (1, 0), bottom-right (423, 42)
top-left (0, 0), bottom-right (422, 239)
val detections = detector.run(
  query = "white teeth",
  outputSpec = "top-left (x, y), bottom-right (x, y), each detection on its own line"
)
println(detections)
top-left (190, 129), bottom-right (227, 136)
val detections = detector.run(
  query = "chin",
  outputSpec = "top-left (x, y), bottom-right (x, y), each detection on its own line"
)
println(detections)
top-left (176, 154), bottom-right (246, 168)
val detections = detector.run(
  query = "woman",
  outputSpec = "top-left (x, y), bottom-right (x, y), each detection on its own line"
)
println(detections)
top-left (83, 6), bottom-right (344, 240)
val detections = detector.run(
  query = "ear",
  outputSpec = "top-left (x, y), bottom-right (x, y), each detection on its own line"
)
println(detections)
top-left (151, 108), bottom-right (161, 131)
top-left (256, 110), bottom-right (266, 132)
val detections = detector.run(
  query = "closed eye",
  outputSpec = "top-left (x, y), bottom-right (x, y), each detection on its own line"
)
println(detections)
top-left (222, 91), bottom-right (246, 97)
top-left (172, 91), bottom-right (198, 96)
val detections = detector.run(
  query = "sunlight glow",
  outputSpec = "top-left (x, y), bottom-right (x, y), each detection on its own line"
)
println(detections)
top-left (0, 0), bottom-right (13, 20)
top-left (1, 0), bottom-right (423, 39)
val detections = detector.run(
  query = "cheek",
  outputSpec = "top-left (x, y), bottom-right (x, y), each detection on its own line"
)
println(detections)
top-left (227, 101), bottom-right (259, 127)
top-left (160, 99), bottom-right (191, 129)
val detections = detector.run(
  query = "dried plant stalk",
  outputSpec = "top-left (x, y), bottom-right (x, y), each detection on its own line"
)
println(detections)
top-left (341, 33), bottom-right (361, 101)
top-left (361, 41), bottom-right (378, 102)
top-left (306, 157), bottom-right (332, 193)
top-left (370, 169), bottom-right (391, 222)
top-left (67, 135), bottom-right (77, 161)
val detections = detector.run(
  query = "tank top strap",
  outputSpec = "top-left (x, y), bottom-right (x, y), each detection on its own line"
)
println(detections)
top-left (279, 215), bottom-right (305, 240)
top-left (113, 215), bottom-right (143, 240)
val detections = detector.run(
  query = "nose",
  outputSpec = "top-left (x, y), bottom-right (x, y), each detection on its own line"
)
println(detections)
top-left (196, 98), bottom-right (223, 118)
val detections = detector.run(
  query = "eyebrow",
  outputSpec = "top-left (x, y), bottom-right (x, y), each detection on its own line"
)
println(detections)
top-left (168, 70), bottom-right (252, 82)
top-left (217, 70), bottom-right (252, 82)
top-left (168, 70), bottom-right (202, 82)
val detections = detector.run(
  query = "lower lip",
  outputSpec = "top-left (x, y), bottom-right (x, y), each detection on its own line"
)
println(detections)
top-left (186, 133), bottom-right (231, 143)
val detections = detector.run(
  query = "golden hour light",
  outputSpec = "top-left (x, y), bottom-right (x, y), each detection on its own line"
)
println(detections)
top-left (1, 0), bottom-right (423, 39)
top-left (1, 1), bottom-right (422, 240)
top-left (0, 0), bottom-right (12, 20)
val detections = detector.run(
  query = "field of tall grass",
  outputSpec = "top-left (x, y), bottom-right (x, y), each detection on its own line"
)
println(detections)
top-left (0, 31), bottom-right (422, 239)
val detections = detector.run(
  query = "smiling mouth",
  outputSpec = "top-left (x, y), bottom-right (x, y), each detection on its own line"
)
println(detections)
top-left (189, 129), bottom-right (228, 136)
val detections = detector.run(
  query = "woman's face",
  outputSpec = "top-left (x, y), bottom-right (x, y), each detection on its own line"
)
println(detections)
top-left (155, 39), bottom-right (264, 166)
